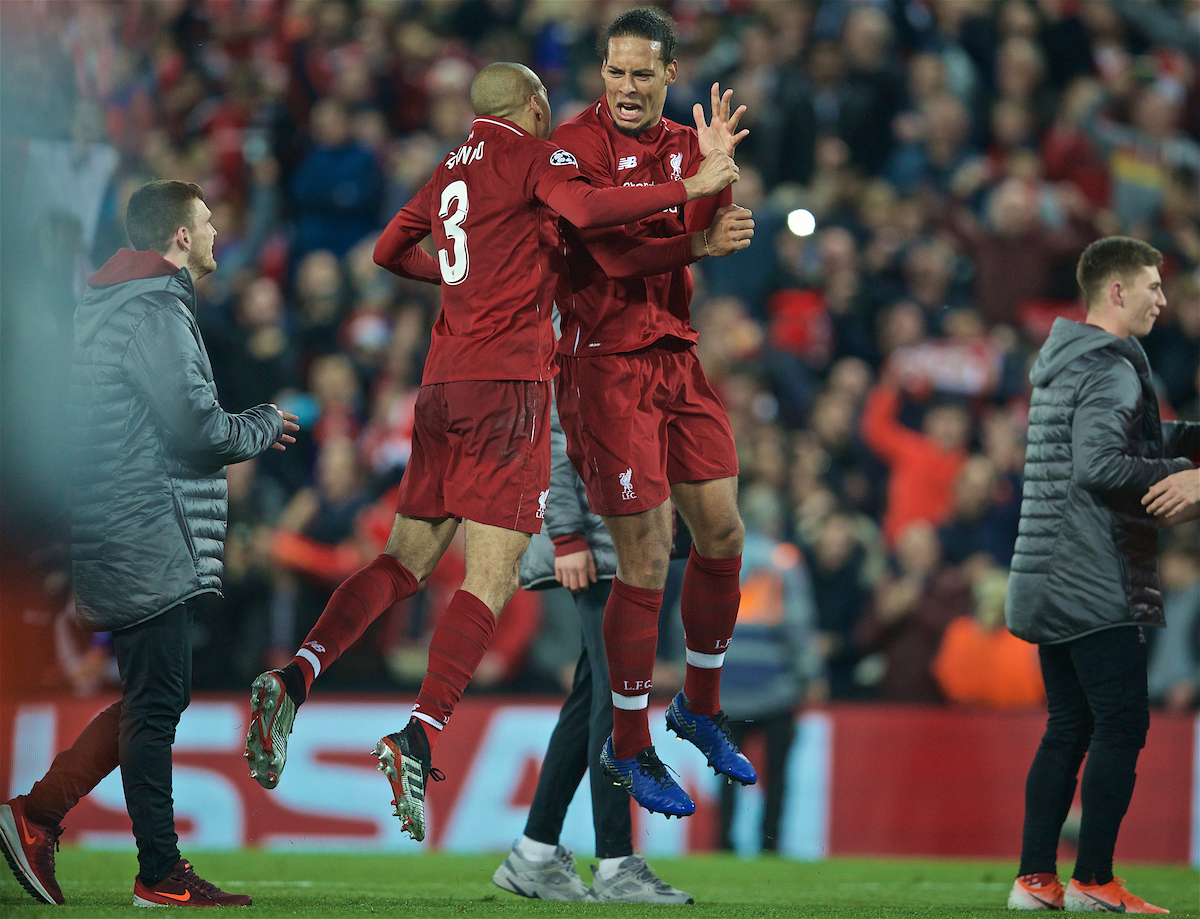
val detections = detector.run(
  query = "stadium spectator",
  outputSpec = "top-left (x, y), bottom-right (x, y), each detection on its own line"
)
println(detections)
top-left (801, 503), bottom-right (883, 701)
top-left (854, 520), bottom-right (971, 704)
top-left (1005, 237), bottom-right (1198, 913)
top-left (716, 501), bottom-right (821, 854)
top-left (945, 175), bottom-right (1094, 327)
top-left (931, 566), bottom-right (1045, 709)
top-left (936, 455), bottom-right (1021, 568)
top-left (1147, 536), bottom-right (1200, 711)
top-left (1083, 82), bottom-right (1200, 231)
top-left (242, 60), bottom-right (739, 843)
top-left (860, 376), bottom-right (971, 547)
top-left (0, 180), bottom-right (295, 906)
top-left (202, 275), bottom-right (302, 414)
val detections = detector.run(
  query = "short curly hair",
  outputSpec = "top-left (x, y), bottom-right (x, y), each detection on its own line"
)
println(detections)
top-left (599, 6), bottom-right (677, 65)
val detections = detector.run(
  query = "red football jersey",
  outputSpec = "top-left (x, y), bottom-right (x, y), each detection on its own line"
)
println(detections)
top-left (380, 117), bottom-right (586, 384)
top-left (375, 115), bottom-right (689, 383)
top-left (551, 99), bottom-right (729, 357)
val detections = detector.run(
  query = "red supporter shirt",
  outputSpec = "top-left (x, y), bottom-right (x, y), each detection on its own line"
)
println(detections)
top-left (374, 116), bottom-right (688, 384)
top-left (552, 99), bottom-right (730, 357)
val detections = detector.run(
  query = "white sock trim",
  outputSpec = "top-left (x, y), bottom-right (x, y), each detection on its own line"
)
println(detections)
top-left (516, 836), bottom-right (556, 863)
top-left (611, 691), bottom-right (649, 711)
top-left (412, 711), bottom-right (444, 731)
top-left (596, 857), bottom-right (626, 879)
top-left (296, 648), bottom-right (322, 680)
top-left (686, 648), bottom-right (726, 668)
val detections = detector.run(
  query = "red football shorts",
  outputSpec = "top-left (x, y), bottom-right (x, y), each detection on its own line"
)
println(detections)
top-left (556, 345), bottom-right (739, 517)
top-left (395, 380), bottom-right (551, 534)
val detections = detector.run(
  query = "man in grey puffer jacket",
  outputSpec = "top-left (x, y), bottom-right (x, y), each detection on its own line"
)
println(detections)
top-left (1005, 237), bottom-right (1199, 914)
top-left (0, 181), bottom-right (296, 907)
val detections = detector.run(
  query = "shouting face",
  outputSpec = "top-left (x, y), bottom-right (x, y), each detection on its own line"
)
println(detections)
top-left (602, 36), bottom-right (677, 137)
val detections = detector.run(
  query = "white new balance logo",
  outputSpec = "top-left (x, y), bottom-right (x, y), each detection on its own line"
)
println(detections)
top-left (619, 468), bottom-right (636, 500)
top-left (618, 155), bottom-right (638, 170)
top-left (307, 642), bottom-right (325, 654)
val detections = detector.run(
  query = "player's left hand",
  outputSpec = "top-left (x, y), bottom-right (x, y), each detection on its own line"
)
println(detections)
top-left (694, 82), bottom-right (748, 158)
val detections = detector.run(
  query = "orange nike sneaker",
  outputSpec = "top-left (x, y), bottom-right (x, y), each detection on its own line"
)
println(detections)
top-left (133, 859), bottom-right (252, 907)
top-left (0, 796), bottom-right (64, 905)
top-left (1007, 872), bottom-right (1065, 909)
top-left (1064, 877), bottom-right (1169, 913)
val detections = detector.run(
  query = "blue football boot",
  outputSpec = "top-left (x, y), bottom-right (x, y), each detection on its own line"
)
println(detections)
top-left (665, 692), bottom-right (757, 785)
top-left (600, 737), bottom-right (695, 817)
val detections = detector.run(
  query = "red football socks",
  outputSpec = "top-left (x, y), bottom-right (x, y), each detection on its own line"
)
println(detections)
top-left (680, 547), bottom-right (741, 716)
top-left (604, 577), bottom-right (663, 760)
top-left (412, 590), bottom-right (497, 751)
top-left (293, 553), bottom-right (418, 692)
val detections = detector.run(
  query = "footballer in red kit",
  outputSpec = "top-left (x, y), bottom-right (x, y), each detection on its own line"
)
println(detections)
top-left (550, 7), bottom-right (759, 818)
top-left (242, 60), bottom-right (739, 843)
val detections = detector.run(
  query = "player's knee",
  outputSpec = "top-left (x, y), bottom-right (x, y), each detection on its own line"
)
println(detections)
top-left (387, 546), bottom-right (436, 582)
top-left (616, 544), bottom-right (670, 589)
top-left (695, 516), bottom-right (745, 559)
top-left (463, 566), bottom-right (520, 616)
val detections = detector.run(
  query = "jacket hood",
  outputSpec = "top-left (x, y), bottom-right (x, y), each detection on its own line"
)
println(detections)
top-left (1030, 318), bottom-right (1121, 387)
top-left (87, 248), bottom-right (179, 287)
top-left (76, 249), bottom-right (195, 347)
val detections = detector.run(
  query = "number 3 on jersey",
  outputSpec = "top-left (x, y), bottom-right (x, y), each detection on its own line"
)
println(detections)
top-left (438, 180), bottom-right (469, 285)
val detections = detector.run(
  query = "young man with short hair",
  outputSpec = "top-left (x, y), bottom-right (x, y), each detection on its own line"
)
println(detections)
top-left (1006, 236), bottom-right (1199, 913)
top-left (0, 180), bottom-right (297, 907)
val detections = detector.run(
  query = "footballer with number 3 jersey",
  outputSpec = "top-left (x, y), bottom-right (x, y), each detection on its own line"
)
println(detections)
top-left (242, 61), bottom-right (738, 845)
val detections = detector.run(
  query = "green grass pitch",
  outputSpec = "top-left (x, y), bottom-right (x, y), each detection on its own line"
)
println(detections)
top-left (2, 850), bottom-right (1196, 917)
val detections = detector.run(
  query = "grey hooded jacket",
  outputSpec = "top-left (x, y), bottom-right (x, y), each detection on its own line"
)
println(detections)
top-left (1005, 317), bottom-right (1200, 644)
top-left (69, 250), bottom-right (284, 631)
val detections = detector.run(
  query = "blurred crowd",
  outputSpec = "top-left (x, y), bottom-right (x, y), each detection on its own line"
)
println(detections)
top-left (2, 0), bottom-right (1197, 712)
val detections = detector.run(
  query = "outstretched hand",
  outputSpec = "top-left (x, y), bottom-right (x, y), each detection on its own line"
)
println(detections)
top-left (270, 406), bottom-right (300, 451)
top-left (694, 82), bottom-right (748, 158)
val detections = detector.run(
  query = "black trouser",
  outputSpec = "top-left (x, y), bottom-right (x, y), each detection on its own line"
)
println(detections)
top-left (1018, 625), bottom-right (1149, 885)
top-left (25, 600), bottom-right (194, 885)
top-left (717, 709), bottom-right (796, 853)
top-left (523, 579), bottom-right (632, 859)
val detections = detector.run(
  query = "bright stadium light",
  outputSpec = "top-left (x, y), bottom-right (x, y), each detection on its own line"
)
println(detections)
top-left (787, 208), bottom-right (816, 237)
